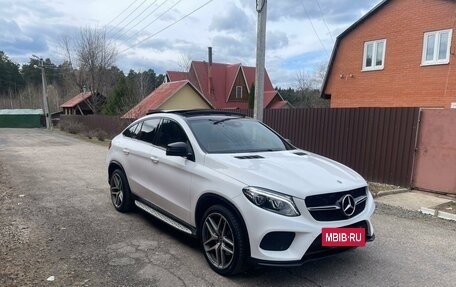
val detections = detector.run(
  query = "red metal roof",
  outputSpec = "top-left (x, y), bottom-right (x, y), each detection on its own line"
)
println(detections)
top-left (178, 61), bottom-right (284, 109)
top-left (264, 91), bottom-right (280, 107)
top-left (268, 100), bottom-right (289, 109)
top-left (167, 71), bottom-right (188, 82)
top-left (122, 80), bottom-right (212, 119)
top-left (241, 66), bottom-right (275, 91)
top-left (123, 81), bottom-right (188, 119)
top-left (60, 92), bottom-right (92, 108)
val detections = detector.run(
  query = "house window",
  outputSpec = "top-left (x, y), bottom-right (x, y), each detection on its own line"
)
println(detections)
top-left (236, 86), bottom-right (243, 99)
top-left (362, 39), bottom-right (386, 71)
top-left (422, 29), bottom-right (452, 66)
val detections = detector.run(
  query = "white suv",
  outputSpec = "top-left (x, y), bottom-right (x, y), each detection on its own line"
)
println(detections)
top-left (107, 110), bottom-right (375, 275)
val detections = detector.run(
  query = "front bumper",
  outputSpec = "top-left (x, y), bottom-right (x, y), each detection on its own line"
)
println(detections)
top-left (251, 222), bottom-right (375, 267)
top-left (232, 191), bottom-right (376, 263)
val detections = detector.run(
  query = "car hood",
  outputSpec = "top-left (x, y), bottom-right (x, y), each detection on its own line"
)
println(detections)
top-left (204, 150), bottom-right (366, 198)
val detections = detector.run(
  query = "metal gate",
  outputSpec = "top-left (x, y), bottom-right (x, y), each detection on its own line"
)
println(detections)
top-left (412, 109), bottom-right (456, 194)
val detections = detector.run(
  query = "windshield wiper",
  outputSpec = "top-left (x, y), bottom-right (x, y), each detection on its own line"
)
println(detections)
top-left (212, 117), bottom-right (239, 125)
top-left (249, 148), bottom-right (283, 152)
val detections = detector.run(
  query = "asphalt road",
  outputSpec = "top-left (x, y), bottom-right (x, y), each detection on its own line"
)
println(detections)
top-left (0, 128), bottom-right (455, 287)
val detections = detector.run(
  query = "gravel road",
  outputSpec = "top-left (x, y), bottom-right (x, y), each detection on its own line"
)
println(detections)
top-left (0, 128), bottom-right (455, 287)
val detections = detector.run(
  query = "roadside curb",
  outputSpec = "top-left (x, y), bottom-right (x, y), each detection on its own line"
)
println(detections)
top-left (373, 188), bottom-right (409, 198)
top-left (420, 207), bottom-right (456, 222)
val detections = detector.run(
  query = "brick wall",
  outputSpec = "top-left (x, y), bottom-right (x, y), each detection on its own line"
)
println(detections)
top-left (325, 0), bottom-right (456, 108)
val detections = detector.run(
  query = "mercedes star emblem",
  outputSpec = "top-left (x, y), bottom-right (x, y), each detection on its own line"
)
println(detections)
top-left (340, 194), bottom-right (356, 217)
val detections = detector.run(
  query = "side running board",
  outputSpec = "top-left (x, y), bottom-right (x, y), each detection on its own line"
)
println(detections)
top-left (135, 200), bottom-right (193, 235)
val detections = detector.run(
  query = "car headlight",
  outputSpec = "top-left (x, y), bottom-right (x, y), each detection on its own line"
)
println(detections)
top-left (242, 186), bottom-right (300, 217)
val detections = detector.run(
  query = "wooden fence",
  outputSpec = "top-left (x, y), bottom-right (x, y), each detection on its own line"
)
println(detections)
top-left (61, 107), bottom-right (421, 187)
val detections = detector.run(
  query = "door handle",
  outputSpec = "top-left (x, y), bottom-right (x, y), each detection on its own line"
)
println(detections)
top-left (150, 156), bottom-right (159, 164)
top-left (122, 148), bottom-right (130, 155)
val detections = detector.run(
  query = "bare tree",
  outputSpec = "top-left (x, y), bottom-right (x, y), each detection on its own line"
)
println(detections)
top-left (135, 70), bottom-right (149, 100)
top-left (77, 27), bottom-right (117, 112)
top-left (296, 70), bottom-right (315, 91)
top-left (177, 53), bottom-right (192, 72)
top-left (59, 35), bottom-right (85, 93)
top-left (60, 35), bottom-right (74, 69)
top-left (314, 61), bottom-right (328, 90)
top-left (296, 62), bottom-right (329, 108)
top-left (60, 27), bottom-right (117, 113)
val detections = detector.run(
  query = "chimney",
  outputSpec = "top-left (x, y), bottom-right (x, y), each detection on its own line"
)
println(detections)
top-left (208, 47), bottom-right (213, 98)
top-left (208, 46), bottom-right (212, 66)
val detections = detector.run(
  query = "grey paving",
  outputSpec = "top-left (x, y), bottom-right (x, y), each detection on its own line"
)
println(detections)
top-left (0, 128), bottom-right (455, 286)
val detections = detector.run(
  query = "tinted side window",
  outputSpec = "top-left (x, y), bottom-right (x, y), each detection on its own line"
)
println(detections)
top-left (137, 118), bottom-right (161, 144)
top-left (123, 123), bottom-right (140, 138)
top-left (156, 119), bottom-right (188, 148)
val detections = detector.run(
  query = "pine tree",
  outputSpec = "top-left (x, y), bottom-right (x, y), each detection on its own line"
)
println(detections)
top-left (0, 51), bottom-right (24, 95)
top-left (104, 77), bottom-right (128, 115)
top-left (248, 83), bottom-right (255, 109)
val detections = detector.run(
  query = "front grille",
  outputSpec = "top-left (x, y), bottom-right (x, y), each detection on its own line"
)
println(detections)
top-left (305, 187), bottom-right (367, 221)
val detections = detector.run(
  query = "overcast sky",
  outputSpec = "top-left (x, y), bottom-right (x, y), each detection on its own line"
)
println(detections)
top-left (0, 0), bottom-right (382, 87)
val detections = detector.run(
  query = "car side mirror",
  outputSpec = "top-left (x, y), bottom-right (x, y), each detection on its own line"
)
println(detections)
top-left (166, 142), bottom-right (191, 158)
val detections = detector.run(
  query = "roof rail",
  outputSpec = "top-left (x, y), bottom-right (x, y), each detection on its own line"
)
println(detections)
top-left (146, 109), bottom-right (248, 118)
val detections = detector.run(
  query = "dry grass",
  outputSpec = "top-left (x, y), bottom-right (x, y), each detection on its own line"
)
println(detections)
top-left (52, 130), bottom-right (110, 147)
top-left (60, 119), bottom-right (85, 134)
top-left (368, 182), bottom-right (407, 197)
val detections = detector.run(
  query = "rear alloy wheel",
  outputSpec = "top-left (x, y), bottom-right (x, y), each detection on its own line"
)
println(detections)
top-left (201, 205), bottom-right (248, 275)
top-left (110, 169), bottom-right (133, 212)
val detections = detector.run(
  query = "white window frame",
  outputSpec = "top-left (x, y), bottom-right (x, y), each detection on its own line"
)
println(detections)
top-left (362, 39), bottom-right (386, 71)
top-left (421, 29), bottom-right (453, 66)
top-left (235, 86), bottom-right (243, 99)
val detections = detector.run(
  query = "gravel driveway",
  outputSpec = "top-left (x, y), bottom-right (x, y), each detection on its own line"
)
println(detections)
top-left (0, 128), bottom-right (455, 287)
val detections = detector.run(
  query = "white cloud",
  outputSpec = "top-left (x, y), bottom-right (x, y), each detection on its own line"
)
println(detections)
top-left (0, 0), bottom-right (383, 86)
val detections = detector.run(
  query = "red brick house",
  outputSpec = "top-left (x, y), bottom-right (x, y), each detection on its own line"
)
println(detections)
top-left (166, 48), bottom-right (291, 109)
top-left (322, 0), bottom-right (456, 109)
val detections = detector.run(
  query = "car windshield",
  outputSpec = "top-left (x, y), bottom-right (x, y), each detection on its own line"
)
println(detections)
top-left (187, 117), bottom-right (292, 153)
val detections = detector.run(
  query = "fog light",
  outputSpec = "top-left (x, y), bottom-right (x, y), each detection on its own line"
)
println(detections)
top-left (260, 232), bottom-right (295, 251)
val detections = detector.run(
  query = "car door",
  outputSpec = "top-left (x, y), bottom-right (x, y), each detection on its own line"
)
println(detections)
top-left (118, 121), bottom-right (142, 188)
top-left (146, 118), bottom-right (194, 222)
top-left (124, 118), bottom-right (162, 201)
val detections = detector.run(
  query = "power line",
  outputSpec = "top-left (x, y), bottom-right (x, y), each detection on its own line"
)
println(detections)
top-left (314, 0), bottom-right (334, 42)
top-left (303, 4), bottom-right (329, 56)
top-left (121, 0), bottom-right (182, 45)
top-left (110, 0), bottom-right (160, 40)
top-left (105, 0), bottom-right (141, 28)
top-left (115, 0), bottom-right (168, 41)
top-left (107, 0), bottom-right (148, 34)
top-left (120, 0), bottom-right (213, 54)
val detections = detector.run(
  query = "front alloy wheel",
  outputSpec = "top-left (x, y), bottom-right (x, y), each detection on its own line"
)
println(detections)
top-left (202, 213), bottom-right (235, 269)
top-left (201, 205), bottom-right (248, 275)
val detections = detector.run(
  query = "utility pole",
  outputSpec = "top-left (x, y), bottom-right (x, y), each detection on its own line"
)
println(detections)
top-left (254, 0), bottom-right (267, 121)
top-left (33, 55), bottom-right (51, 129)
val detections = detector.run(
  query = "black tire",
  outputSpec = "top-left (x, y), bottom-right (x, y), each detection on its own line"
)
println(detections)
top-left (109, 169), bottom-right (133, 212)
top-left (200, 205), bottom-right (249, 276)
